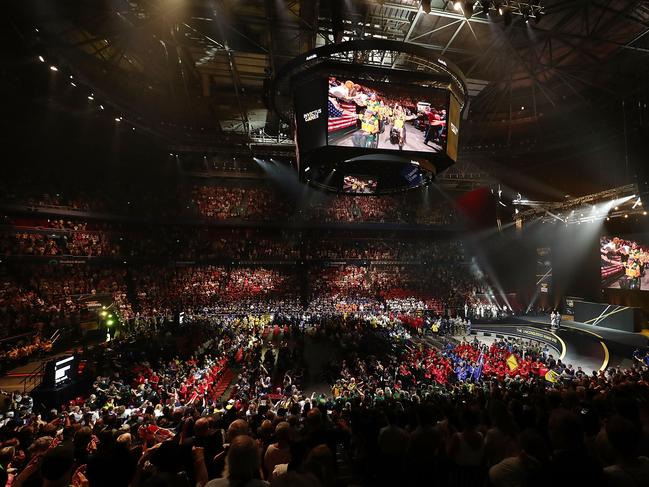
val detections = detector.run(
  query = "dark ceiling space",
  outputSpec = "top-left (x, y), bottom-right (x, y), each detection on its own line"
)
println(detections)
top-left (4, 1), bottom-right (649, 198)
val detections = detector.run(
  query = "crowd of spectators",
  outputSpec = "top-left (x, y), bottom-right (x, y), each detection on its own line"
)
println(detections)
top-left (0, 255), bottom-right (492, 373)
top-left (1, 180), bottom-right (461, 226)
top-left (0, 311), bottom-right (648, 487)
top-left (0, 231), bottom-right (119, 258)
top-left (307, 265), bottom-right (485, 315)
top-left (2, 218), bottom-right (473, 263)
top-left (191, 186), bottom-right (293, 222)
top-left (305, 238), bottom-right (467, 262)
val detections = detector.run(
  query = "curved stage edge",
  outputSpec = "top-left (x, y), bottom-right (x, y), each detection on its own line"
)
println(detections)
top-left (471, 315), bottom-right (649, 374)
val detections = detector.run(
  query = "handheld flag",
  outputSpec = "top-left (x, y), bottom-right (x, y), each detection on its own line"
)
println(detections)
top-left (506, 354), bottom-right (519, 371)
top-left (545, 370), bottom-right (561, 383)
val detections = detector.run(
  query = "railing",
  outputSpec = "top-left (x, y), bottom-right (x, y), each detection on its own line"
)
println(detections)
top-left (19, 361), bottom-right (45, 394)
top-left (49, 329), bottom-right (61, 346)
top-left (0, 331), bottom-right (36, 344)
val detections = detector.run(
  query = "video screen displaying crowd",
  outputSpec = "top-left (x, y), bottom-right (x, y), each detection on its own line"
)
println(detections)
top-left (327, 77), bottom-right (447, 152)
top-left (600, 236), bottom-right (649, 291)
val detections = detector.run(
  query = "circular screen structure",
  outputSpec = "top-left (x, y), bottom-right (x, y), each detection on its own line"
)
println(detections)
top-left (270, 39), bottom-right (467, 194)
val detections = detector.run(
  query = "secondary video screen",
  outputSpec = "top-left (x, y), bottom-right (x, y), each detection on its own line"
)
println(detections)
top-left (343, 175), bottom-right (377, 194)
top-left (327, 76), bottom-right (448, 152)
top-left (600, 236), bottom-right (649, 290)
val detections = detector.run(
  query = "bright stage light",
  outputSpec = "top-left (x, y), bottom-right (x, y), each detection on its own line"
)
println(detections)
top-left (38, 55), bottom-right (44, 63)
top-left (49, 65), bottom-right (58, 71)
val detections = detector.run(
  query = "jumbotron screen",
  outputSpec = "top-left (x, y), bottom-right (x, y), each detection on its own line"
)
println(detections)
top-left (54, 356), bottom-right (75, 385)
top-left (327, 77), bottom-right (448, 153)
top-left (343, 175), bottom-right (377, 194)
top-left (600, 236), bottom-right (649, 291)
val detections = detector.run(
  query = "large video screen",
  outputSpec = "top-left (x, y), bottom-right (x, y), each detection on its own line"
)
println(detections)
top-left (343, 175), bottom-right (377, 194)
top-left (54, 356), bottom-right (75, 385)
top-left (327, 77), bottom-right (448, 152)
top-left (601, 236), bottom-right (649, 290)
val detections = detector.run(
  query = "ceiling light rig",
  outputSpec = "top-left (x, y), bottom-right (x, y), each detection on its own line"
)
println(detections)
top-left (514, 184), bottom-right (641, 225)
top-left (438, 0), bottom-right (544, 25)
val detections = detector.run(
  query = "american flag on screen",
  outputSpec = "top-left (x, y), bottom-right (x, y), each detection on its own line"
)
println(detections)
top-left (328, 99), bottom-right (357, 133)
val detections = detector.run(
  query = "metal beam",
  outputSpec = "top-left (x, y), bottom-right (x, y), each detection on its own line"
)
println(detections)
top-left (409, 18), bottom-right (463, 43)
top-left (367, 2), bottom-right (492, 24)
top-left (442, 21), bottom-right (465, 55)
top-left (390, 8), bottom-right (421, 68)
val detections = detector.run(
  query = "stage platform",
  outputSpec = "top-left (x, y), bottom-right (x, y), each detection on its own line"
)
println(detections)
top-left (471, 315), bottom-right (649, 373)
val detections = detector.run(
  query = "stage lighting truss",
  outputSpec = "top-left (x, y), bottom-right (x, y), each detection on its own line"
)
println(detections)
top-left (514, 183), bottom-right (640, 225)
top-left (419, 0), bottom-right (545, 22)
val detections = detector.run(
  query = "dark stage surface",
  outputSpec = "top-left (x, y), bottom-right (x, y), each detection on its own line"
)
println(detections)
top-left (472, 315), bottom-right (649, 373)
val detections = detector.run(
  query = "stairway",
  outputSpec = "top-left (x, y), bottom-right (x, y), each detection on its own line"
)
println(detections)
top-left (212, 368), bottom-right (235, 402)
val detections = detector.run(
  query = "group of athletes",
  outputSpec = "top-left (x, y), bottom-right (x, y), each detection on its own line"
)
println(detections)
top-left (328, 78), bottom-right (446, 150)
top-left (355, 94), bottom-right (414, 149)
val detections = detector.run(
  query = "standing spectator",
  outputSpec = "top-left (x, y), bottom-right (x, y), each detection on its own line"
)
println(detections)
top-left (206, 435), bottom-right (268, 487)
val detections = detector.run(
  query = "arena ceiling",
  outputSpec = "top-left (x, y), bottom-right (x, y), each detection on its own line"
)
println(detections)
top-left (12, 1), bottom-right (649, 151)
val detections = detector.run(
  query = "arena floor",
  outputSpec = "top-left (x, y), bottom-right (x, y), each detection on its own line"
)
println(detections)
top-left (332, 125), bottom-right (444, 152)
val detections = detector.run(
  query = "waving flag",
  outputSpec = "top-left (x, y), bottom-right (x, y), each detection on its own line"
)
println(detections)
top-left (545, 369), bottom-right (561, 383)
top-left (506, 354), bottom-right (519, 371)
top-left (328, 99), bottom-right (357, 132)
